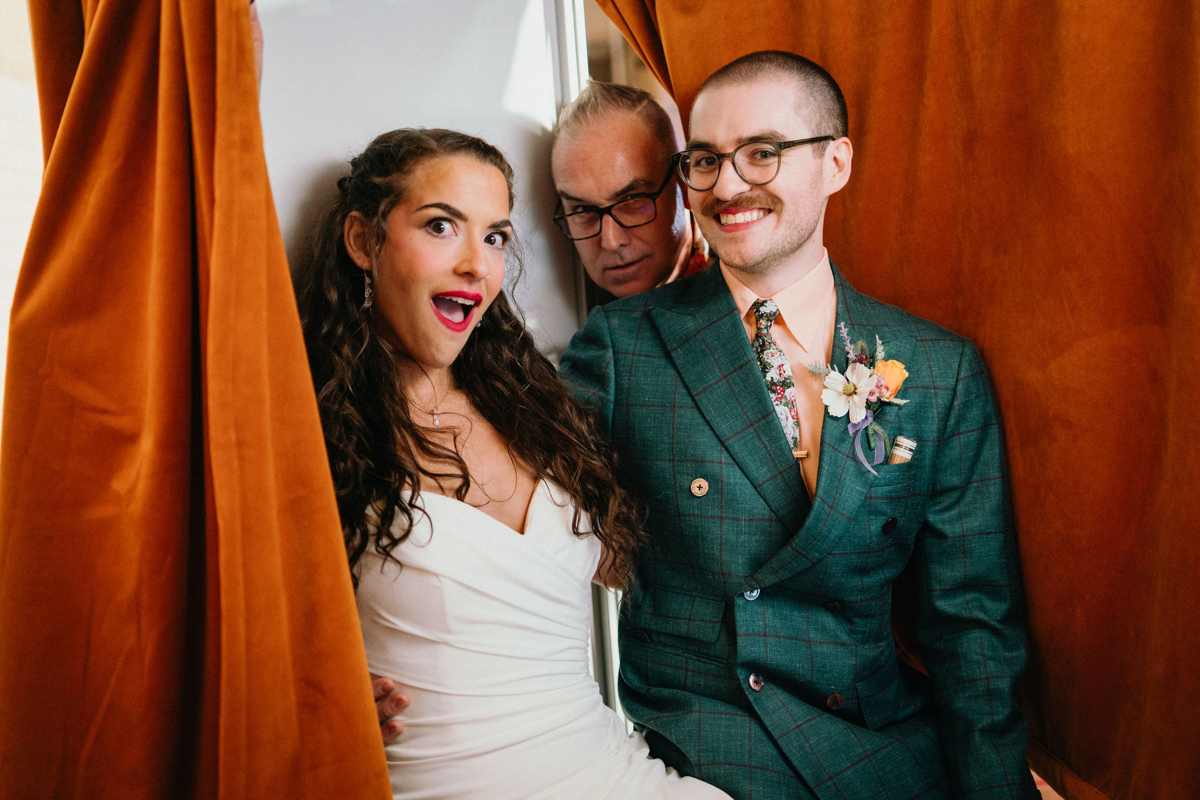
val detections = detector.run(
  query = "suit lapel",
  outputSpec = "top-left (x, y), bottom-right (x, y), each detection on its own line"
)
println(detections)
top-left (753, 264), bottom-right (912, 588)
top-left (649, 268), bottom-right (811, 532)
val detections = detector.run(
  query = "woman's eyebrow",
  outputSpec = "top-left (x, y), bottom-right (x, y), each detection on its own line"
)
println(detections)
top-left (489, 219), bottom-right (513, 230)
top-left (415, 202), bottom-right (466, 219)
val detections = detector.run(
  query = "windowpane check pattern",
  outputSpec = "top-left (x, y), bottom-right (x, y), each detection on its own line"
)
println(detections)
top-left (559, 263), bottom-right (1035, 799)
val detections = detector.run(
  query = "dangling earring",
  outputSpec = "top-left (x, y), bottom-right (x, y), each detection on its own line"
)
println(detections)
top-left (362, 272), bottom-right (374, 309)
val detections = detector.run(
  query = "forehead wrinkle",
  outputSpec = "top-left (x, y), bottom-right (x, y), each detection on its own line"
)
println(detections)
top-left (559, 176), bottom-right (655, 207)
top-left (557, 190), bottom-right (589, 204)
top-left (554, 114), bottom-right (668, 202)
top-left (611, 177), bottom-right (656, 196)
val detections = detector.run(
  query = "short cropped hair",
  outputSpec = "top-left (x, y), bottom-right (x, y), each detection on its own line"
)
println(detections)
top-left (552, 81), bottom-right (678, 165)
top-left (697, 51), bottom-right (848, 148)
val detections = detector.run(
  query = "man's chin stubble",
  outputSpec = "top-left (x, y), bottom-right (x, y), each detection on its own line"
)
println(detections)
top-left (710, 218), bottom-right (818, 277)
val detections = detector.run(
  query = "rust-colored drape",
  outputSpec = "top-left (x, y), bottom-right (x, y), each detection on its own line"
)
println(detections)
top-left (597, 2), bottom-right (1199, 799)
top-left (0, 0), bottom-right (391, 797)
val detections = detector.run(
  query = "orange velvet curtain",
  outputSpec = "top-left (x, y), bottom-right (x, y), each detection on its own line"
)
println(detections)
top-left (0, 0), bottom-right (390, 797)
top-left (596, 2), bottom-right (1199, 799)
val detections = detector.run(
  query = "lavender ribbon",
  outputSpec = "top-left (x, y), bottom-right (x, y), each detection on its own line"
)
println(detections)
top-left (847, 409), bottom-right (885, 476)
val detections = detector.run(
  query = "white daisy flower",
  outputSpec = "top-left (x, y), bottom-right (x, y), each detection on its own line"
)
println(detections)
top-left (820, 362), bottom-right (875, 424)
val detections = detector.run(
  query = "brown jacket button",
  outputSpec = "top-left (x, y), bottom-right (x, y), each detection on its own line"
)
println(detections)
top-left (748, 673), bottom-right (764, 692)
top-left (690, 478), bottom-right (709, 497)
top-left (881, 517), bottom-right (898, 533)
top-left (826, 692), bottom-right (845, 710)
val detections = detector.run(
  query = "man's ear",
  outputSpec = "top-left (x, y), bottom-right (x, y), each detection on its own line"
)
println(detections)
top-left (825, 137), bottom-right (853, 196)
top-left (343, 211), bottom-right (373, 271)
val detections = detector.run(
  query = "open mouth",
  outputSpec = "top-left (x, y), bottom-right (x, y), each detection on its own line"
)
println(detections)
top-left (431, 291), bottom-right (481, 332)
top-left (717, 208), bottom-right (770, 227)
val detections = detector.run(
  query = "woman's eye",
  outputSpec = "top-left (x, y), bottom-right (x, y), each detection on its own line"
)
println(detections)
top-left (484, 230), bottom-right (509, 248)
top-left (426, 218), bottom-right (455, 236)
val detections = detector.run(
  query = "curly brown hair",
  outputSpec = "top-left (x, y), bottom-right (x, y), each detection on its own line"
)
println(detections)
top-left (294, 128), bottom-right (643, 587)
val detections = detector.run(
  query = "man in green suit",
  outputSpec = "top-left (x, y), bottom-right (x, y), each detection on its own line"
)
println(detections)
top-left (560, 51), bottom-right (1037, 800)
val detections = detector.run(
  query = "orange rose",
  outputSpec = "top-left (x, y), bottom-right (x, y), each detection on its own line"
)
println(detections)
top-left (874, 359), bottom-right (909, 401)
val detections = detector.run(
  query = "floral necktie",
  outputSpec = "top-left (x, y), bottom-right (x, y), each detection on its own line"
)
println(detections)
top-left (751, 299), bottom-right (801, 456)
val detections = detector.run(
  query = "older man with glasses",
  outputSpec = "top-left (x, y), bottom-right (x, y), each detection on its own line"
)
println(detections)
top-left (551, 82), bottom-right (709, 299)
top-left (561, 50), bottom-right (1036, 800)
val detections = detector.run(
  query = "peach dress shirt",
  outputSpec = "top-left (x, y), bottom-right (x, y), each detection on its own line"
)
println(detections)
top-left (721, 251), bottom-right (837, 499)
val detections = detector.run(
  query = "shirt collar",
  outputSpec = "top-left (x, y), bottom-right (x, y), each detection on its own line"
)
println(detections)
top-left (720, 250), bottom-right (835, 354)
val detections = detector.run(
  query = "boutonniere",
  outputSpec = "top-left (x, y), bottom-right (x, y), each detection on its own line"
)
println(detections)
top-left (807, 323), bottom-right (910, 475)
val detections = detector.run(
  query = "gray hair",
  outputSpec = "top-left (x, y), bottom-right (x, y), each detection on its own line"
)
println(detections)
top-left (553, 81), bottom-right (678, 164)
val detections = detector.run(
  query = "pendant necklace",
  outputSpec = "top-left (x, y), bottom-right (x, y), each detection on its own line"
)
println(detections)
top-left (426, 380), bottom-right (451, 427)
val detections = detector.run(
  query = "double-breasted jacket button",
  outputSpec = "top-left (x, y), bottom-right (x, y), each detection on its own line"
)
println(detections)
top-left (743, 588), bottom-right (761, 601)
top-left (824, 600), bottom-right (842, 613)
top-left (748, 673), bottom-right (765, 692)
top-left (826, 692), bottom-right (845, 710)
top-left (881, 517), bottom-right (899, 534)
top-left (690, 478), bottom-right (709, 497)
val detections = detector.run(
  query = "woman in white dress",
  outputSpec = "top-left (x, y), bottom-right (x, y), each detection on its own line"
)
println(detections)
top-left (296, 129), bottom-right (730, 800)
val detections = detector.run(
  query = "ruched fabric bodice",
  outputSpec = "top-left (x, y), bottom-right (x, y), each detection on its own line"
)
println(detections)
top-left (356, 480), bottom-right (730, 800)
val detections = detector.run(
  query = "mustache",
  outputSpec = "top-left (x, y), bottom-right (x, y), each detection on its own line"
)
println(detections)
top-left (700, 193), bottom-right (781, 219)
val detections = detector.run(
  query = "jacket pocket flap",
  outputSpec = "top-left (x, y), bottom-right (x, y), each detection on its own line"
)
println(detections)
top-left (855, 660), bottom-right (900, 731)
top-left (632, 587), bottom-right (726, 642)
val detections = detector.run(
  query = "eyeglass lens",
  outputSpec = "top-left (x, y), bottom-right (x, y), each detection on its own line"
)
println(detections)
top-left (679, 142), bottom-right (782, 191)
top-left (560, 195), bottom-right (658, 240)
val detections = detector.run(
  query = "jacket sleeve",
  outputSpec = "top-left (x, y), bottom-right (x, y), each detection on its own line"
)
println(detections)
top-left (914, 340), bottom-right (1038, 799)
top-left (558, 305), bottom-right (616, 435)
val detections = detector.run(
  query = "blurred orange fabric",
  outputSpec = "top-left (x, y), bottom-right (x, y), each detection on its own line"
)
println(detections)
top-left (598, 2), bottom-right (1200, 799)
top-left (0, 0), bottom-right (390, 797)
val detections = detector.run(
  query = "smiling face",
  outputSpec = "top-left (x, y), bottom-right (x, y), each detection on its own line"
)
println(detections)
top-left (552, 111), bottom-right (689, 297)
top-left (348, 155), bottom-right (512, 373)
top-left (687, 76), bottom-right (851, 290)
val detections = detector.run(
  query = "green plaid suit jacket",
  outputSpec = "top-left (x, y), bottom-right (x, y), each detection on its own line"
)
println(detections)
top-left (560, 264), bottom-right (1036, 800)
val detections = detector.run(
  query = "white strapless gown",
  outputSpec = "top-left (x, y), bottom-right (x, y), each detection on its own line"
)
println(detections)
top-left (356, 480), bottom-right (730, 800)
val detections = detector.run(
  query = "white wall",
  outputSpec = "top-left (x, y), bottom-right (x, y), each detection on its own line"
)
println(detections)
top-left (0, 0), bottom-right (41, 413)
top-left (0, 0), bottom-right (586, 415)
top-left (257, 0), bottom-right (582, 358)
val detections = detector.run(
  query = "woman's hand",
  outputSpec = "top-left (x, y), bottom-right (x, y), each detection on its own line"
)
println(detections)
top-left (371, 673), bottom-right (411, 743)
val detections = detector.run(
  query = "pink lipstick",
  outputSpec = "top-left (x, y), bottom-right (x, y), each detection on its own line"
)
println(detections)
top-left (430, 291), bottom-right (482, 332)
